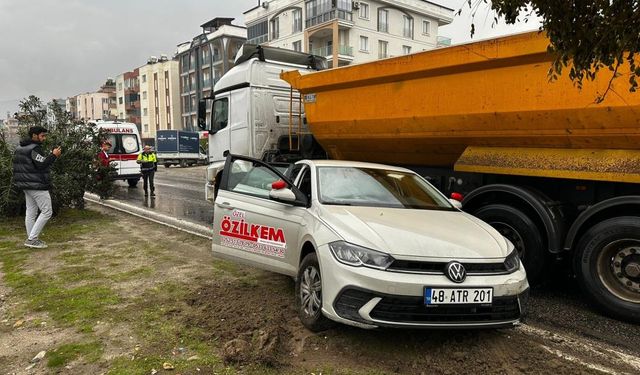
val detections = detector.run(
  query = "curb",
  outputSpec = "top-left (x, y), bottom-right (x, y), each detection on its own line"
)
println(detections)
top-left (84, 192), bottom-right (213, 240)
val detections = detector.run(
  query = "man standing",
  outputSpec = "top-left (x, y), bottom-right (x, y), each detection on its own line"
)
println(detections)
top-left (137, 145), bottom-right (157, 197)
top-left (12, 126), bottom-right (62, 249)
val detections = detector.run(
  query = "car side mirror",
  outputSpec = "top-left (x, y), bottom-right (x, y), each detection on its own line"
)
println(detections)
top-left (270, 187), bottom-right (297, 203)
top-left (269, 179), bottom-right (307, 206)
top-left (449, 198), bottom-right (463, 210)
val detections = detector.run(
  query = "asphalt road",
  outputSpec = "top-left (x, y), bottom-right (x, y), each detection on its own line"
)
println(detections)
top-left (110, 165), bottom-right (213, 227)
top-left (110, 165), bottom-right (640, 360)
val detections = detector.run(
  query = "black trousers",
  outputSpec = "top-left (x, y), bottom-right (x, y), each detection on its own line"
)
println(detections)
top-left (142, 171), bottom-right (155, 193)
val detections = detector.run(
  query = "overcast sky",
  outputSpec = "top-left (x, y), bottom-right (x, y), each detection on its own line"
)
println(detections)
top-left (0, 0), bottom-right (539, 117)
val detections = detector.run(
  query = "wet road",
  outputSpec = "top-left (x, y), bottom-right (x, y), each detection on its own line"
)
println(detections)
top-left (110, 165), bottom-right (213, 227)
top-left (111, 166), bottom-right (640, 358)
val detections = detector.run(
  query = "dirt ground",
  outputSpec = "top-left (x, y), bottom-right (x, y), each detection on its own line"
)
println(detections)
top-left (0, 205), bottom-right (638, 374)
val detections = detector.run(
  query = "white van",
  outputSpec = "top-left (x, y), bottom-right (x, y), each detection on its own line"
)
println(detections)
top-left (94, 121), bottom-right (142, 187)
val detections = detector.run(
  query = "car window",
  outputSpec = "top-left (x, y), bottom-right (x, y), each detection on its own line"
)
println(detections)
top-left (296, 167), bottom-right (312, 201)
top-left (317, 167), bottom-right (454, 210)
top-left (226, 159), bottom-right (282, 199)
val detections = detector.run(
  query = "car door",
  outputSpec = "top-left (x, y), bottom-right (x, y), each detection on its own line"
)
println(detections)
top-left (212, 154), bottom-right (308, 276)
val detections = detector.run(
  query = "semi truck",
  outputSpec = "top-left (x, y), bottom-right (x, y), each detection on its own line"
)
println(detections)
top-left (198, 34), bottom-right (640, 323)
top-left (155, 130), bottom-right (206, 168)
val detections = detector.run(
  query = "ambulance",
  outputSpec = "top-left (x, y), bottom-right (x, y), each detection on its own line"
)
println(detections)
top-left (94, 120), bottom-right (142, 187)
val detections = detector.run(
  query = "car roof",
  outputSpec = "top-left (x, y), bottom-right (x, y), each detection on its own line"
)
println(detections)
top-left (298, 159), bottom-right (414, 173)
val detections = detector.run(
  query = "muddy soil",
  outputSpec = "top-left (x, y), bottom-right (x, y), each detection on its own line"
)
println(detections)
top-left (1, 205), bottom-right (638, 374)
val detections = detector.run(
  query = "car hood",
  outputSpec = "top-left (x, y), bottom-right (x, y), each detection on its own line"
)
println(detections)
top-left (318, 206), bottom-right (510, 260)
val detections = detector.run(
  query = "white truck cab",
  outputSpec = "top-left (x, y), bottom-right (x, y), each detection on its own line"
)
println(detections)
top-left (198, 44), bottom-right (326, 202)
top-left (94, 120), bottom-right (142, 187)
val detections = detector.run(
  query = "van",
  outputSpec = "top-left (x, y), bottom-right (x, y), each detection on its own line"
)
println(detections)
top-left (94, 121), bottom-right (142, 187)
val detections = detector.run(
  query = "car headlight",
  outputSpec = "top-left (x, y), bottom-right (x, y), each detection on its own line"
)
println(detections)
top-left (504, 249), bottom-right (521, 273)
top-left (328, 241), bottom-right (395, 270)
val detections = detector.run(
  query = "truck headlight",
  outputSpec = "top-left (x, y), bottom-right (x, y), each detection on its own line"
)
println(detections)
top-left (504, 249), bottom-right (521, 273)
top-left (329, 241), bottom-right (394, 270)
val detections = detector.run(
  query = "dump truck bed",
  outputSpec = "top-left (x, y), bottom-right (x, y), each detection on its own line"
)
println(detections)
top-left (282, 31), bottom-right (640, 183)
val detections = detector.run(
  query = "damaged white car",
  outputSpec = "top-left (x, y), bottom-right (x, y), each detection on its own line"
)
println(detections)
top-left (210, 155), bottom-right (529, 331)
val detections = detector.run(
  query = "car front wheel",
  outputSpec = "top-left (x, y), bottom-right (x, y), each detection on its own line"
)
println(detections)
top-left (295, 253), bottom-right (334, 332)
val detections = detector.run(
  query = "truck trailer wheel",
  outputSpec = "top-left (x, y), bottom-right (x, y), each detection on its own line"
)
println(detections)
top-left (164, 163), bottom-right (171, 168)
top-left (473, 204), bottom-right (546, 285)
top-left (127, 178), bottom-right (139, 188)
top-left (574, 217), bottom-right (640, 323)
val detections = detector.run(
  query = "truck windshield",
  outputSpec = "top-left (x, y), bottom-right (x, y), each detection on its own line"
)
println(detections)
top-left (317, 167), bottom-right (454, 210)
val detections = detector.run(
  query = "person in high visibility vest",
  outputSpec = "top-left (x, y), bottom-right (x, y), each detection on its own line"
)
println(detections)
top-left (137, 145), bottom-right (157, 197)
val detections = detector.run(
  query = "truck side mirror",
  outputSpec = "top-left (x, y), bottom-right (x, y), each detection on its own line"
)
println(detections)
top-left (197, 98), bottom-right (213, 131)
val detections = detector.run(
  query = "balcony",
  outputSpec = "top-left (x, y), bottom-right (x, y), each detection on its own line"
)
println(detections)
top-left (306, 9), bottom-right (353, 29)
top-left (311, 44), bottom-right (353, 57)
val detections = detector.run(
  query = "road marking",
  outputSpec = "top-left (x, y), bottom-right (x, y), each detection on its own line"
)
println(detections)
top-left (540, 345), bottom-right (618, 374)
top-left (519, 324), bottom-right (640, 374)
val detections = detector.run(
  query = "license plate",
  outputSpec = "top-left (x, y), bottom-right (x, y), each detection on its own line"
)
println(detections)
top-left (424, 287), bottom-right (493, 305)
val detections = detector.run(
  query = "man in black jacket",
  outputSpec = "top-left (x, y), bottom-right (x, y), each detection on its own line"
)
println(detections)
top-left (12, 126), bottom-right (62, 249)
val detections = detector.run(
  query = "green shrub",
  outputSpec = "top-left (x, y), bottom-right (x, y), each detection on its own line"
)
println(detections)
top-left (0, 96), bottom-right (115, 217)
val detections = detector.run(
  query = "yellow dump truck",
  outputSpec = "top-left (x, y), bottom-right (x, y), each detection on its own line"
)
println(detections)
top-left (280, 31), bottom-right (640, 323)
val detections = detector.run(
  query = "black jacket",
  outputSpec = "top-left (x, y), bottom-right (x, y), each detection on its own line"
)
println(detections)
top-left (12, 139), bottom-right (57, 191)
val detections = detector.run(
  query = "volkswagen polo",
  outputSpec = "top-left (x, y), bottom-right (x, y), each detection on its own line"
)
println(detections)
top-left (210, 155), bottom-right (529, 331)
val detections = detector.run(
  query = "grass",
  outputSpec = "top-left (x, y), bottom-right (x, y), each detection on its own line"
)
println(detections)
top-left (47, 341), bottom-right (103, 368)
top-left (0, 208), bottom-right (280, 374)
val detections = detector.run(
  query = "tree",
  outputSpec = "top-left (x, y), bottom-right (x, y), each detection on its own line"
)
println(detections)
top-left (0, 96), bottom-right (114, 217)
top-left (465, 1), bottom-right (640, 101)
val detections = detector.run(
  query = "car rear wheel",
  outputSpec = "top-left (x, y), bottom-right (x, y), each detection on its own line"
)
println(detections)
top-left (127, 178), bottom-right (138, 188)
top-left (473, 204), bottom-right (546, 285)
top-left (575, 217), bottom-right (640, 323)
top-left (295, 253), bottom-right (334, 332)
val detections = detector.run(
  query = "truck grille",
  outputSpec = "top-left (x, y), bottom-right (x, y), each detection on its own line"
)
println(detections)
top-left (387, 259), bottom-right (508, 274)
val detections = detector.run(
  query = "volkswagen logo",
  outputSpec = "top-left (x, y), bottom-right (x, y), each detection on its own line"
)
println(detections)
top-left (445, 261), bottom-right (467, 283)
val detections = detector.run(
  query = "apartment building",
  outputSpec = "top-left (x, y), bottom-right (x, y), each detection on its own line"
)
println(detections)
top-left (138, 55), bottom-right (181, 144)
top-left (176, 17), bottom-right (246, 131)
top-left (74, 80), bottom-right (118, 121)
top-left (244, 0), bottom-right (454, 67)
top-left (115, 69), bottom-right (141, 129)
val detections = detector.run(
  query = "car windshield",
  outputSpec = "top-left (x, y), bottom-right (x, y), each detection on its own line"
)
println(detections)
top-left (317, 166), bottom-right (454, 210)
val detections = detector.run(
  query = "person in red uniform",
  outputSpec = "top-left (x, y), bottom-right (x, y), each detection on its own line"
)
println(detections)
top-left (97, 141), bottom-right (112, 167)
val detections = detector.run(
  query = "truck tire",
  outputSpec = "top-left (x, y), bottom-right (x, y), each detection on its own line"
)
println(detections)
top-left (295, 253), bottom-right (334, 332)
top-left (164, 163), bottom-right (171, 168)
top-left (180, 160), bottom-right (187, 168)
top-left (574, 217), bottom-right (640, 323)
top-left (473, 204), bottom-right (546, 285)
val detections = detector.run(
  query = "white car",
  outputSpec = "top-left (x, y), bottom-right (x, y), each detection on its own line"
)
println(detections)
top-left (210, 155), bottom-right (529, 331)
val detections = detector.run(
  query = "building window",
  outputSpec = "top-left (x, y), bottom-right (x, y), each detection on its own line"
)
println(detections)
top-left (144, 124), bottom-right (148, 132)
top-left (270, 17), bottom-right (279, 40)
top-left (358, 3), bottom-right (369, 19)
top-left (403, 15), bottom-right (414, 39)
top-left (403, 45), bottom-right (411, 55)
top-left (142, 91), bottom-right (147, 100)
top-left (142, 75), bottom-right (147, 83)
top-left (293, 40), bottom-right (302, 52)
top-left (143, 108), bottom-right (148, 116)
top-left (378, 9), bottom-right (388, 33)
top-left (359, 36), bottom-right (369, 52)
top-left (118, 97), bottom-right (123, 105)
top-left (181, 54), bottom-right (189, 71)
top-left (248, 19), bottom-right (268, 44)
top-left (292, 9), bottom-right (302, 33)
top-left (378, 40), bottom-right (388, 59)
top-left (118, 83), bottom-right (123, 91)
top-left (423, 20), bottom-right (431, 35)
